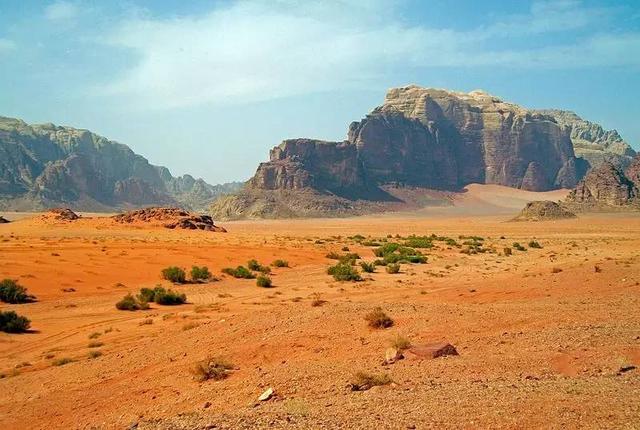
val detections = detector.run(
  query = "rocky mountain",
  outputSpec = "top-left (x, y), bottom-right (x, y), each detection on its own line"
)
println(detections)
top-left (0, 116), bottom-right (241, 211)
top-left (536, 110), bottom-right (636, 170)
top-left (565, 156), bottom-right (640, 210)
top-left (213, 86), bottom-right (596, 219)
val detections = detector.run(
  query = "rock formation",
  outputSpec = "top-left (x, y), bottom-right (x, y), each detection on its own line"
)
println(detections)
top-left (511, 201), bottom-right (577, 221)
top-left (0, 116), bottom-right (241, 211)
top-left (214, 85), bottom-right (614, 218)
top-left (0, 216), bottom-right (9, 223)
top-left (565, 160), bottom-right (639, 210)
top-left (537, 110), bottom-right (636, 170)
top-left (40, 208), bottom-right (80, 222)
top-left (112, 207), bottom-right (226, 232)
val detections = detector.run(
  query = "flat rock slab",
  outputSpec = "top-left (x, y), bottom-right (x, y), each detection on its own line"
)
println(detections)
top-left (407, 343), bottom-right (458, 359)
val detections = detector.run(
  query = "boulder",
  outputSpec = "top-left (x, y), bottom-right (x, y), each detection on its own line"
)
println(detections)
top-left (0, 216), bottom-right (9, 223)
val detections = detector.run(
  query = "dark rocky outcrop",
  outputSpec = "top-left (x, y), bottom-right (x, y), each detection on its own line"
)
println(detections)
top-left (565, 160), bottom-right (639, 210)
top-left (112, 207), bottom-right (226, 232)
top-left (0, 116), bottom-right (241, 211)
top-left (512, 201), bottom-right (577, 221)
top-left (41, 208), bottom-right (80, 221)
top-left (537, 110), bottom-right (636, 170)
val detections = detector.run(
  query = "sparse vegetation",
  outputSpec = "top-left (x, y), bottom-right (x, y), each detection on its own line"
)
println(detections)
top-left (88, 350), bottom-right (102, 359)
top-left (327, 263), bottom-right (362, 281)
top-left (0, 310), bottom-right (31, 333)
top-left (115, 293), bottom-right (149, 311)
top-left (139, 318), bottom-right (153, 326)
top-left (528, 240), bottom-right (543, 249)
top-left (373, 243), bottom-right (426, 264)
top-left (190, 266), bottom-right (212, 281)
top-left (0, 279), bottom-right (35, 303)
top-left (359, 261), bottom-right (376, 273)
top-left (161, 266), bottom-right (186, 283)
top-left (248, 259), bottom-right (271, 273)
top-left (222, 266), bottom-right (256, 279)
top-left (88, 332), bottom-right (101, 339)
top-left (192, 356), bottom-right (234, 381)
top-left (391, 334), bottom-right (411, 351)
top-left (272, 259), bottom-right (289, 268)
top-left (503, 247), bottom-right (512, 256)
top-left (52, 357), bottom-right (73, 366)
top-left (512, 242), bottom-right (527, 252)
top-left (256, 275), bottom-right (273, 288)
top-left (350, 371), bottom-right (392, 391)
top-left (153, 288), bottom-right (187, 305)
top-left (365, 307), bottom-right (394, 328)
top-left (310, 293), bottom-right (326, 307)
top-left (386, 263), bottom-right (400, 274)
top-left (88, 341), bottom-right (103, 348)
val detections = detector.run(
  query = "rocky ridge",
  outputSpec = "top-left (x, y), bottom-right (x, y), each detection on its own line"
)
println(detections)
top-left (511, 201), bottom-right (577, 222)
top-left (112, 207), bottom-right (227, 232)
top-left (565, 159), bottom-right (639, 210)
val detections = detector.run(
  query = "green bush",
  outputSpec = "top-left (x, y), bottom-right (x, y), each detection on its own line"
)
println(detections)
top-left (256, 275), bottom-right (273, 288)
top-left (161, 267), bottom-right (186, 283)
top-left (386, 263), bottom-right (400, 274)
top-left (373, 244), bottom-right (426, 264)
top-left (359, 261), bottom-right (376, 273)
top-left (327, 263), bottom-right (362, 281)
top-left (154, 289), bottom-right (187, 305)
top-left (272, 259), bottom-right (289, 268)
top-left (0, 310), bottom-right (31, 333)
top-left (0, 279), bottom-right (35, 304)
top-left (403, 235), bottom-right (434, 248)
top-left (528, 240), bottom-right (542, 249)
top-left (190, 266), bottom-right (212, 281)
top-left (245, 259), bottom-right (271, 274)
top-left (115, 294), bottom-right (149, 311)
top-left (222, 266), bottom-right (256, 279)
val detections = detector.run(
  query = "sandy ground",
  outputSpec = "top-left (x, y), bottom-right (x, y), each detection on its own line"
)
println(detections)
top-left (0, 191), bottom-right (639, 429)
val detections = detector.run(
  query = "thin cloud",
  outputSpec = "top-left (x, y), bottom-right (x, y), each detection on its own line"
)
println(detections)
top-left (0, 38), bottom-right (16, 54)
top-left (101, 0), bottom-right (640, 110)
top-left (45, 1), bottom-right (78, 21)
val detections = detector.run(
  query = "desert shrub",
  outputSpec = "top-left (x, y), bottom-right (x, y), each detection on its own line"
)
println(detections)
top-left (348, 234), bottom-right (366, 242)
top-left (222, 266), bottom-right (256, 279)
top-left (0, 279), bottom-right (35, 304)
top-left (359, 261), bottom-right (376, 273)
top-left (161, 267), bottom-right (186, 283)
top-left (350, 371), bottom-right (392, 391)
top-left (192, 356), bottom-right (234, 381)
top-left (0, 310), bottom-right (31, 333)
top-left (386, 263), bottom-right (400, 274)
top-left (88, 351), bottom-right (102, 359)
top-left (403, 235), bottom-right (434, 248)
top-left (272, 259), bottom-right (289, 267)
top-left (373, 259), bottom-right (387, 266)
top-left (52, 357), bottom-right (73, 366)
top-left (327, 263), bottom-right (362, 281)
top-left (139, 318), bottom-right (153, 326)
top-left (391, 334), bottom-right (411, 351)
top-left (341, 246), bottom-right (350, 251)
top-left (190, 266), bottom-right (212, 281)
top-left (365, 307), bottom-right (394, 328)
top-left (503, 247), bottom-right (512, 256)
top-left (154, 289), bottom-right (187, 305)
top-left (137, 287), bottom-right (159, 303)
top-left (115, 294), bottom-right (149, 311)
top-left (551, 267), bottom-right (563, 274)
top-left (374, 244), bottom-right (426, 264)
top-left (310, 293), bottom-right (326, 307)
top-left (528, 240), bottom-right (543, 249)
top-left (88, 332), bottom-right (101, 339)
top-left (256, 275), bottom-right (273, 288)
top-left (88, 341), bottom-right (103, 348)
top-left (512, 242), bottom-right (527, 252)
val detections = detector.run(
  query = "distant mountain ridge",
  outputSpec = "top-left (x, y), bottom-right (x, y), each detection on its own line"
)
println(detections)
top-left (0, 116), bottom-right (241, 211)
top-left (214, 85), bottom-right (627, 219)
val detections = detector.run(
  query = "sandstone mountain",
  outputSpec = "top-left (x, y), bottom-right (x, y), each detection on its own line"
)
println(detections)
top-left (213, 86), bottom-right (604, 219)
top-left (536, 110), bottom-right (636, 170)
top-left (0, 116), bottom-right (241, 211)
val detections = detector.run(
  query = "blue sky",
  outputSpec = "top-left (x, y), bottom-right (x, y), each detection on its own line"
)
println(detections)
top-left (0, 0), bottom-right (639, 184)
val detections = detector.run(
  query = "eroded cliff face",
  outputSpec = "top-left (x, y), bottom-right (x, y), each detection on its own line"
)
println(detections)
top-left (246, 86), bottom-right (585, 198)
top-left (565, 161), bottom-right (639, 208)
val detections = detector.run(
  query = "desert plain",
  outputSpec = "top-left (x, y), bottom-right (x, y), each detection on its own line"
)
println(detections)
top-left (0, 186), bottom-right (639, 429)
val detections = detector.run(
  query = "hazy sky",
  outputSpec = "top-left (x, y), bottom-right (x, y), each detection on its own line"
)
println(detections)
top-left (1, 0), bottom-right (639, 184)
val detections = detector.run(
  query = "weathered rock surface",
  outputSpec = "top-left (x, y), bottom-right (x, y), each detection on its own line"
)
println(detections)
top-left (112, 207), bottom-right (226, 232)
top-left (406, 342), bottom-right (459, 359)
top-left (41, 208), bottom-right (80, 221)
top-left (565, 162), bottom-right (639, 209)
top-left (218, 86), bottom-right (622, 219)
top-left (0, 116), bottom-right (241, 211)
top-left (512, 201), bottom-right (577, 221)
top-left (537, 110), bottom-right (636, 170)
top-left (0, 216), bottom-right (9, 223)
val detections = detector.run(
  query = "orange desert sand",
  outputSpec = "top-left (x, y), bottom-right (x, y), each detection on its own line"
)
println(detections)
top-left (0, 185), bottom-right (639, 429)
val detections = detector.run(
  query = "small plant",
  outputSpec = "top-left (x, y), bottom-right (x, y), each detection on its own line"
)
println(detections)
top-left (512, 242), bottom-right (527, 252)
top-left (272, 259), bottom-right (289, 268)
top-left (88, 351), bottom-right (102, 359)
top-left (192, 356), bottom-right (234, 381)
top-left (391, 334), bottom-right (411, 351)
top-left (161, 267), bottom-right (186, 283)
top-left (0, 310), bottom-right (31, 333)
top-left (528, 240), bottom-right (543, 249)
top-left (182, 322), bottom-right (199, 331)
top-left (52, 357), bottom-right (73, 366)
top-left (365, 307), bottom-right (394, 329)
top-left (551, 267), bottom-right (563, 273)
top-left (503, 247), bottom-right (512, 256)
top-left (222, 266), bottom-right (256, 279)
top-left (310, 293), bottom-right (326, 307)
top-left (88, 332), bottom-right (101, 339)
top-left (0, 279), bottom-right (35, 303)
top-left (256, 275), bottom-right (273, 288)
top-left (349, 371), bottom-right (392, 391)
top-left (154, 289), bottom-right (187, 305)
top-left (88, 341), bottom-right (103, 348)
top-left (386, 263), bottom-right (400, 274)
top-left (359, 261), bottom-right (376, 273)
top-left (115, 294), bottom-right (149, 311)
top-left (190, 266), bottom-right (212, 281)
top-left (327, 263), bottom-right (362, 281)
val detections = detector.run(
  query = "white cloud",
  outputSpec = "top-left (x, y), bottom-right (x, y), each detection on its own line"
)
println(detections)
top-left (0, 38), bottom-right (16, 54)
top-left (45, 1), bottom-right (78, 21)
top-left (101, 0), bottom-right (640, 110)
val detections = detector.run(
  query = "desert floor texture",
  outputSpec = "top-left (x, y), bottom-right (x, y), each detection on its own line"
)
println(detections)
top-left (1, 188), bottom-right (639, 429)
